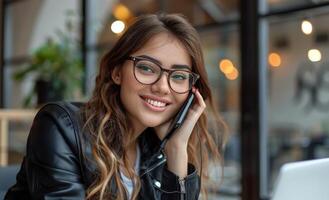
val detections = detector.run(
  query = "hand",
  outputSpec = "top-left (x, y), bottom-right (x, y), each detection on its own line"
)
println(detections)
top-left (154, 86), bottom-right (206, 178)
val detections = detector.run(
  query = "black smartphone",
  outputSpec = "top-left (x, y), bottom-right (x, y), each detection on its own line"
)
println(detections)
top-left (161, 91), bottom-right (195, 142)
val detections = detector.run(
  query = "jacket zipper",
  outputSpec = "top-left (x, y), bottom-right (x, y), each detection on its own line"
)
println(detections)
top-left (179, 178), bottom-right (186, 200)
top-left (140, 158), bottom-right (167, 177)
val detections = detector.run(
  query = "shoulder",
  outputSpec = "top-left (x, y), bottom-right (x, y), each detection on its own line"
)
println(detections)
top-left (35, 101), bottom-right (84, 121)
top-left (27, 101), bottom-right (86, 165)
top-left (33, 101), bottom-right (85, 134)
top-left (7, 102), bottom-right (88, 198)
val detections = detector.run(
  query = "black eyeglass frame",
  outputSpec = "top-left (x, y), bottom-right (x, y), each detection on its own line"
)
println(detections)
top-left (128, 56), bottom-right (200, 94)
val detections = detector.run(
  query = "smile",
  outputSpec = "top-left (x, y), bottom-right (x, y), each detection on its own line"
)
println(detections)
top-left (145, 98), bottom-right (167, 107)
top-left (140, 96), bottom-right (170, 112)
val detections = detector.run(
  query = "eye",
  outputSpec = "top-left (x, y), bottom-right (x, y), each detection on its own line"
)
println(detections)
top-left (136, 64), bottom-right (155, 74)
top-left (171, 73), bottom-right (188, 80)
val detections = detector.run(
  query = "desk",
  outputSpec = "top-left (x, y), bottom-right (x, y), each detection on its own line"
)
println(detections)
top-left (0, 109), bottom-right (36, 166)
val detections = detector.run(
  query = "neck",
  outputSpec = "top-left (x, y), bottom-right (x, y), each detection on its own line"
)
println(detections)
top-left (122, 135), bottom-right (139, 174)
top-left (124, 128), bottom-right (144, 148)
top-left (127, 114), bottom-right (147, 144)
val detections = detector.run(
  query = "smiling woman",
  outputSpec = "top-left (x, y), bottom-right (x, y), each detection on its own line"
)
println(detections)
top-left (113, 33), bottom-right (200, 129)
top-left (5, 13), bottom-right (228, 200)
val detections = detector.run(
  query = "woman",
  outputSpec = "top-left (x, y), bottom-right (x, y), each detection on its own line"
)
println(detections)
top-left (5, 13), bottom-right (227, 200)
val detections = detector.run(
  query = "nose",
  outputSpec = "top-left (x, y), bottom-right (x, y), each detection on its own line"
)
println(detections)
top-left (150, 72), bottom-right (171, 95)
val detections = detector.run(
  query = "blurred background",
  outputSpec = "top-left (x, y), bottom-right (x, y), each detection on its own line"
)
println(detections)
top-left (1, 0), bottom-right (329, 200)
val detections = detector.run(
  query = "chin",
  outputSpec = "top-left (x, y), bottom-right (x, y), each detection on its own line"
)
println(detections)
top-left (140, 115), bottom-right (169, 128)
top-left (142, 119), bottom-right (164, 128)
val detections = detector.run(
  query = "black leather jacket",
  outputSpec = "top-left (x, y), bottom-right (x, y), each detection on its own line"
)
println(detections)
top-left (5, 102), bottom-right (200, 200)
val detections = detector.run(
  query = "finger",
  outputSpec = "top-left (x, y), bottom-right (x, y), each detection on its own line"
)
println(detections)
top-left (192, 86), bottom-right (197, 93)
top-left (188, 89), bottom-right (206, 117)
top-left (193, 89), bottom-right (206, 109)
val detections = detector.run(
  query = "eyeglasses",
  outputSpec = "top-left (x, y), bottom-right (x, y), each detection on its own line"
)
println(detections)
top-left (128, 56), bottom-right (200, 94)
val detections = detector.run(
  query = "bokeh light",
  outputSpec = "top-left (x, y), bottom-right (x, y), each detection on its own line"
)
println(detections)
top-left (111, 20), bottom-right (125, 34)
top-left (301, 20), bottom-right (313, 35)
top-left (308, 49), bottom-right (321, 62)
top-left (113, 4), bottom-right (131, 21)
top-left (219, 59), bottom-right (235, 74)
top-left (226, 68), bottom-right (239, 80)
top-left (219, 59), bottom-right (239, 80)
top-left (268, 52), bottom-right (281, 67)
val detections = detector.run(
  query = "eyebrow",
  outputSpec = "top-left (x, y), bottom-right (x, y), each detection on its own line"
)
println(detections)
top-left (138, 55), bottom-right (192, 71)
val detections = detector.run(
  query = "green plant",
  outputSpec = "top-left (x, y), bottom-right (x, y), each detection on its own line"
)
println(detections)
top-left (13, 12), bottom-right (83, 107)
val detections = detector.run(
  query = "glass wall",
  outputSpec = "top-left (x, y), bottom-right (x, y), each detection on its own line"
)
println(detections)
top-left (266, 6), bottom-right (329, 192)
top-left (200, 25), bottom-right (240, 199)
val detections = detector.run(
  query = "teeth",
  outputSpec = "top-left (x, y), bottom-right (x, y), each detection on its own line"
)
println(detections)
top-left (145, 98), bottom-right (166, 107)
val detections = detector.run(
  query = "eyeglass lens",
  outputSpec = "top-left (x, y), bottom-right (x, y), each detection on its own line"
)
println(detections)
top-left (134, 59), bottom-right (194, 93)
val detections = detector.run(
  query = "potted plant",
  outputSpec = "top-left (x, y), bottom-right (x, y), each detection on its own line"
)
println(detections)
top-left (13, 14), bottom-right (83, 107)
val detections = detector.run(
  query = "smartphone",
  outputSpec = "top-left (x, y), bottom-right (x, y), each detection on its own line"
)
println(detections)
top-left (161, 91), bottom-right (195, 143)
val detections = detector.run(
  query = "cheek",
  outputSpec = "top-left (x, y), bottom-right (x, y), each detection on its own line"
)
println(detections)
top-left (177, 92), bottom-right (189, 104)
top-left (119, 74), bottom-right (142, 104)
top-left (117, 68), bottom-right (135, 106)
top-left (120, 67), bottom-right (140, 93)
top-left (169, 94), bottom-right (189, 115)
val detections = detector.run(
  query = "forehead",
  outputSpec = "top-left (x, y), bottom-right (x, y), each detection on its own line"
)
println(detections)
top-left (132, 33), bottom-right (192, 69)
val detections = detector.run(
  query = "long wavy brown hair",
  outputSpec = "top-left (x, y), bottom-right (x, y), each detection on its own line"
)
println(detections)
top-left (82, 13), bottom-right (228, 200)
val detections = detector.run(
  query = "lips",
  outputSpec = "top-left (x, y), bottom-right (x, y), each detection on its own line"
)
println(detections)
top-left (145, 98), bottom-right (167, 107)
top-left (141, 95), bottom-right (171, 103)
top-left (140, 95), bottom-right (171, 111)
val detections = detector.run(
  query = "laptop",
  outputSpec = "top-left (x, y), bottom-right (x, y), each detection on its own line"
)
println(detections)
top-left (271, 158), bottom-right (329, 200)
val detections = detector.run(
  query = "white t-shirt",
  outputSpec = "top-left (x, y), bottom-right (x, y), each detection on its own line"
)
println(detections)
top-left (120, 145), bottom-right (141, 199)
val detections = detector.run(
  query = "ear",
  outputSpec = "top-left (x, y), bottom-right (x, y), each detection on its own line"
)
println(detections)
top-left (111, 66), bottom-right (122, 85)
